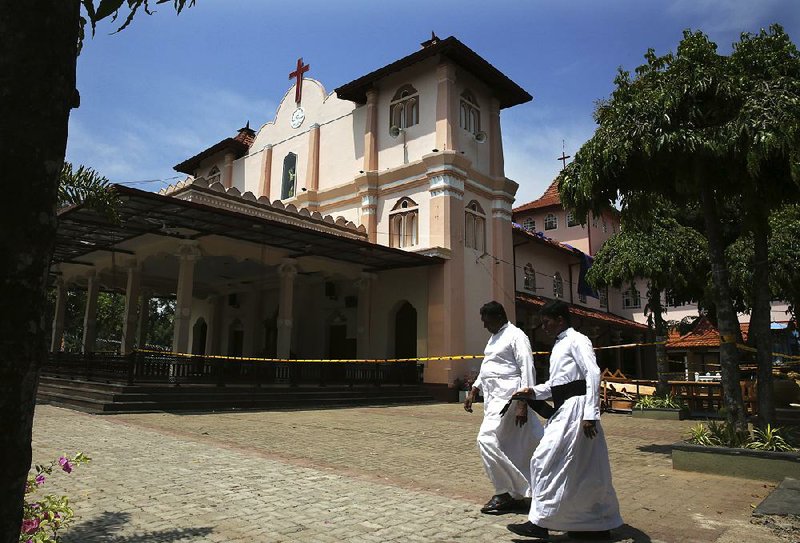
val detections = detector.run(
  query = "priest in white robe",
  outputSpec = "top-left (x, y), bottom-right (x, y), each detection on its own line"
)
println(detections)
top-left (464, 301), bottom-right (544, 514)
top-left (508, 299), bottom-right (622, 540)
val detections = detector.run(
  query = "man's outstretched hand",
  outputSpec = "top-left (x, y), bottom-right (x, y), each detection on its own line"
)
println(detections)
top-left (464, 387), bottom-right (479, 413)
top-left (582, 420), bottom-right (597, 438)
top-left (514, 401), bottom-right (528, 427)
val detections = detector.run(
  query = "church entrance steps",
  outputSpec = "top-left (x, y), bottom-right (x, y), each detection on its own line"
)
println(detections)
top-left (37, 376), bottom-right (436, 414)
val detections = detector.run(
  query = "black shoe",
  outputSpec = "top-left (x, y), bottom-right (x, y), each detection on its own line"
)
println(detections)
top-left (481, 493), bottom-right (517, 514)
top-left (513, 497), bottom-right (532, 513)
top-left (567, 530), bottom-right (612, 540)
top-left (507, 521), bottom-right (549, 539)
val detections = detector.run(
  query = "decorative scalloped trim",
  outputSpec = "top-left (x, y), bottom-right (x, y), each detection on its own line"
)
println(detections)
top-left (158, 176), bottom-right (366, 238)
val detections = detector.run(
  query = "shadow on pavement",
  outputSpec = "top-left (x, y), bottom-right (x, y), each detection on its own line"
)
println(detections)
top-left (63, 511), bottom-right (214, 542)
top-left (509, 523), bottom-right (652, 542)
top-left (636, 443), bottom-right (673, 456)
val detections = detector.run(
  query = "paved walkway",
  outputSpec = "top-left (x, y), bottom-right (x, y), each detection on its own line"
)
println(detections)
top-left (30, 404), bottom-right (791, 542)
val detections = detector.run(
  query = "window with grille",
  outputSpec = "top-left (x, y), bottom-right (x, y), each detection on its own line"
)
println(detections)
top-left (465, 200), bottom-right (486, 252)
top-left (545, 213), bottom-right (557, 230)
top-left (599, 289), bottom-right (608, 308)
top-left (389, 197), bottom-right (419, 248)
top-left (389, 84), bottom-right (419, 130)
top-left (521, 217), bottom-right (536, 232)
top-left (566, 211), bottom-right (579, 227)
top-left (622, 285), bottom-right (641, 309)
top-left (553, 272), bottom-right (564, 298)
top-left (459, 91), bottom-right (481, 135)
top-left (523, 264), bottom-right (536, 292)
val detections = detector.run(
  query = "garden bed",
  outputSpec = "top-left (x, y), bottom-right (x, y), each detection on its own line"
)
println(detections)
top-left (672, 441), bottom-right (800, 481)
top-left (632, 407), bottom-right (689, 420)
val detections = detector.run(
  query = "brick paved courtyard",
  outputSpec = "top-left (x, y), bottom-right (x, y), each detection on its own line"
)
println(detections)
top-left (30, 403), bottom-right (790, 542)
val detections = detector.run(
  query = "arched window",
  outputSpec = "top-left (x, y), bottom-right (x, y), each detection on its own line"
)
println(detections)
top-left (459, 90), bottom-right (481, 135)
top-left (622, 285), bottom-right (641, 309)
top-left (545, 213), bottom-right (558, 230)
top-left (389, 197), bottom-right (418, 248)
top-left (523, 264), bottom-right (536, 292)
top-left (521, 217), bottom-right (536, 232)
top-left (553, 272), bottom-right (564, 299)
top-left (207, 166), bottom-right (221, 185)
top-left (464, 200), bottom-right (486, 252)
top-left (390, 84), bottom-right (419, 130)
top-left (281, 153), bottom-right (297, 199)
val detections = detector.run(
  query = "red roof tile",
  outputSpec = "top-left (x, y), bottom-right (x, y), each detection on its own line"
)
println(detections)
top-left (513, 179), bottom-right (561, 213)
top-left (516, 292), bottom-right (648, 331)
top-left (666, 316), bottom-right (749, 349)
top-left (511, 224), bottom-right (584, 257)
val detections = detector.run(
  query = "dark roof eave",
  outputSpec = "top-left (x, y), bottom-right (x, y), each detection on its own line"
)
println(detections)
top-left (174, 138), bottom-right (250, 175)
top-left (334, 36), bottom-right (531, 109)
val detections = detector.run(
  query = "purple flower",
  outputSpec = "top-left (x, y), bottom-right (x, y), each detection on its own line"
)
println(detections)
top-left (59, 456), bottom-right (73, 473)
top-left (30, 503), bottom-right (40, 510)
top-left (21, 517), bottom-right (40, 534)
top-left (35, 474), bottom-right (45, 486)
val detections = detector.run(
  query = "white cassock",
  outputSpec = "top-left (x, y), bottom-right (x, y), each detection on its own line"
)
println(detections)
top-left (473, 322), bottom-right (544, 499)
top-left (528, 327), bottom-right (623, 531)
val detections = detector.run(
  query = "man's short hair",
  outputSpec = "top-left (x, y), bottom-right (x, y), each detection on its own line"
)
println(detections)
top-left (480, 301), bottom-right (507, 321)
top-left (540, 299), bottom-right (572, 325)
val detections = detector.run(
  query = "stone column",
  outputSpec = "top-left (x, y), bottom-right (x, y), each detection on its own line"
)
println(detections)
top-left (172, 241), bottom-right (201, 353)
top-left (363, 88), bottom-right (378, 172)
top-left (435, 62), bottom-right (455, 152)
top-left (222, 152), bottom-right (235, 189)
top-left (491, 197), bottom-right (516, 322)
top-left (259, 144), bottom-right (273, 199)
top-left (82, 272), bottom-right (100, 353)
top-left (136, 291), bottom-right (150, 349)
top-left (488, 98), bottom-right (505, 178)
top-left (276, 259), bottom-right (297, 359)
top-left (120, 263), bottom-right (141, 354)
top-left (360, 193), bottom-right (378, 243)
top-left (635, 338), bottom-right (644, 378)
top-left (50, 280), bottom-right (67, 352)
top-left (306, 124), bottom-right (320, 193)
top-left (356, 273), bottom-right (376, 359)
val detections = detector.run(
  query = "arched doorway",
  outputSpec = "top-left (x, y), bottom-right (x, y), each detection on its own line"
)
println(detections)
top-left (228, 319), bottom-right (244, 357)
top-left (192, 318), bottom-right (207, 355)
top-left (327, 311), bottom-right (356, 360)
top-left (394, 301), bottom-right (417, 359)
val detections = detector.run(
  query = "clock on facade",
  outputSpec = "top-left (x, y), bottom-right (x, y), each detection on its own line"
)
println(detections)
top-left (290, 107), bottom-right (305, 129)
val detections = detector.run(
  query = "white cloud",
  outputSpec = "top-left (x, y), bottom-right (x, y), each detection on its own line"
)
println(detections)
top-left (66, 81), bottom-right (274, 189)
top-left (502, 108), bottom-right (596, 207)
top-left (666, 0), bottom-right (786, 37)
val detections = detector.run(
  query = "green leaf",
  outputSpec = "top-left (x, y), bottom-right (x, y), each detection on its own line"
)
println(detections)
top-left (94, 0), bottom-right (125, 21)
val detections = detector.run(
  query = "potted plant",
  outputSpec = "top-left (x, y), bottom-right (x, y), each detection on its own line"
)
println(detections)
top-left (631, 393), bottom-right (690, 420)
top-left (672, 420), bottom-right (800, 481)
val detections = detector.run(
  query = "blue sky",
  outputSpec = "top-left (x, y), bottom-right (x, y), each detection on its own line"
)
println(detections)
top-left (67, 0), bottom-right (800, 206)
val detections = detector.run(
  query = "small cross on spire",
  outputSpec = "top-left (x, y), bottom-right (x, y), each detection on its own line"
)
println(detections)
top-left (557, 140), bottom-right (571, 170)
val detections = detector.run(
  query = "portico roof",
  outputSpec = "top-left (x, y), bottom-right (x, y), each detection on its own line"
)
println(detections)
top-left (53, 185), bottom-right (442, 272)
top-left (516, 292), bottom-right (648, 331)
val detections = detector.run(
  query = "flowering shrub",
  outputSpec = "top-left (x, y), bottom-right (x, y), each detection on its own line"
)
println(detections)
top-left (20, 452), bottom-right (90, 543)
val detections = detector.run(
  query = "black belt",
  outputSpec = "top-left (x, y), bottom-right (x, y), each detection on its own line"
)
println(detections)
top-left (551, 379), bottom-right (586, 410)
top-left (500, 379), bottom-right (586, 420)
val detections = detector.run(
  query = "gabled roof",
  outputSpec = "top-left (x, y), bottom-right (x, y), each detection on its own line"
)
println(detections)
top-left (516, 292), bottom-right (648, 331)
top-left (514, 179), bottom-right (561, 213)
top-left (335, 36), bottom-right (531, 109)
top-left (174, 125), bottom-right (256, 175)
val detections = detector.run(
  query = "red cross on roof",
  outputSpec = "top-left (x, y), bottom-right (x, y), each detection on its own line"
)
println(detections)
top-left (289, 58), bottom-right (310, 105)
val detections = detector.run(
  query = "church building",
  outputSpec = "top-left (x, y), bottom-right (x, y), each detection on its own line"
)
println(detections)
top-left (51, 35), bottom-right (538, 389)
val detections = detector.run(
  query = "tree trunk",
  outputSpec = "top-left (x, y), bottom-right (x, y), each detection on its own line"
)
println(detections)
top-left (647, 286), bottom-right (670, 396)
top-left (0, 2), bottom-right (80, 541)
top-left (700, 183), bottom-right (747, 431)
top-left (751, 205), bottom-right (774, 427)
